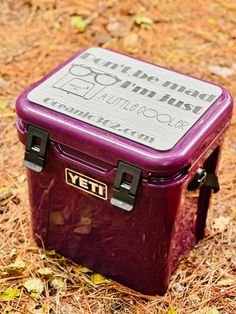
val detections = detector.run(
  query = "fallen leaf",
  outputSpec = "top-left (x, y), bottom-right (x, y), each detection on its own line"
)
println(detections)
top-left (18, 174), bottom-right (26, 183)
top-left (95, 35), bottom-right (112, 46)
top-left (54, 21), bottom-right (61, 30)
top-left (91, 273), bottom-right (111, 285)
top-left (123, 33), bottom-right (139, 54)
top-left (207, 309), bottom-right (221, 314)
top-left (25, 300), bottom-right (51, 313)
top-left (216, 279), bottom-right (235, 286)
top-left (4, 258), bottom-right (26, 275)
top-left (0, 287), bottom-right (21, 300)
top-left (213, 216), bottom-right (230, 232)
top-left (174, 283), bottom-right (185, 292)
top-left (106, 21), bottom-right (129, 38)
top-left (106, 21), bottom-right (120, 32)
top-left (45, 250), bottom-right (62, 258)
top-left (232, 207), bottom-right (236, 221)
top-left (3, 307), bottom-right (12, 314)
top-left (50, 277), bottom-right (66, 290)
top-left (0, 187), bottom-right (12, 201)
top-left (9, 248), bottom-right (17, 258)
top-left (70, 16), bottom-right (86, 33)
top-left (0, 101), bottom-right (7, 109)
top-left (77, 266), bottom-right (92, 273)
top-left (23, 278), bottom-right (44, 298)
top-left (37, 267), bottom-right (52, 279)
top-left (189, 293), bottom-right (201, 302)
top-left (168, 308), bottom-right (178, 314)
top-left (135, 16), bottom-right (153, 29)
top-left (208, 18), bottom-right (217, 25)
top-left (219, 1), bottom-right (236, 10)
top-left (209, 65), bottom-right (234, 78)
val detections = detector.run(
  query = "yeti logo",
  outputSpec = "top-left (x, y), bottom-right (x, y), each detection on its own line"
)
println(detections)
top-left (53, 64), bottom-right (121, 100)
top-left (65, 168), bottom-right (107, 200)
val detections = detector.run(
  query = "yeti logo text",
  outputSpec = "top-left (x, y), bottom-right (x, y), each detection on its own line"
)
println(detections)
top-left (65, 168), bottom-right (107, 200)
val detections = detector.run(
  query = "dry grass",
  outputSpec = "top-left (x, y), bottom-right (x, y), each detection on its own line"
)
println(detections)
top-left (0, 0), bottom-right (236, 313)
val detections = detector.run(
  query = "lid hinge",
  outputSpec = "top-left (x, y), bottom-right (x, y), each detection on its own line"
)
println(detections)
top-left (111, 161), bottom-right (142, 211)
top-left (23, 125), bottom-right (49, 173)
top-left (187, 167), bottom-right (220, 193)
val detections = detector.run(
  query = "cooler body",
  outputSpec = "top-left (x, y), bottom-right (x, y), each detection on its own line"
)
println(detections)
top-left (16, 47), bottom-right (233, 295)
top-left (17, 118), bottom-right (225, 295)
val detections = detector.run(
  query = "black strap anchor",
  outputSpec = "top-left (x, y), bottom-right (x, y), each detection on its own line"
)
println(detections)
top-left (187, 167), bottom-right (220, 193)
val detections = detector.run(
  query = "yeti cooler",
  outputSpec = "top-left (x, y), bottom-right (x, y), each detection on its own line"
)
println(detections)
top-left (16, 48), bottom-right (233, 295)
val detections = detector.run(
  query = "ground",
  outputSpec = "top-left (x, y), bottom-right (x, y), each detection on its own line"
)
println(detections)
top-left (0, 0), bottom-right (236, 313)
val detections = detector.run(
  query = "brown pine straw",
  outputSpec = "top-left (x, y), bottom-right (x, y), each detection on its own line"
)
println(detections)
top-left (0, 0), bottom-right (236, 313)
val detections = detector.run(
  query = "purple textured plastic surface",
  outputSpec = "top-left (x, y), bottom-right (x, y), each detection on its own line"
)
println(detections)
top-left (16, 49), bottom-right (233, 295)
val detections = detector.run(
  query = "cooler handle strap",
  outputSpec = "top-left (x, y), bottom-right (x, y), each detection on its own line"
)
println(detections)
top-left (187, 168), bottom-right (220, 193)
top-left (203, 173), bottom-right (220, 193)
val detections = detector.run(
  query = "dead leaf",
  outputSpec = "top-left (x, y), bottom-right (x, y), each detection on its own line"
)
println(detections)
top-left (216, 279), bottom-right (235, 286)
top-left (0, 287), bottom-right (21, 300)
top-left (25, 300), bottom-right (51, 313)
top-left (3, 307), bottom-right (12, 314)
top-left (54, 21), bottom-right (61, 30)
top-left (209, 65), bottom-right (234, 78)
top-left (0, 187), bottom-right (12, 201)
top-left (9, 248), bottom-right (17, 258)
top-left (23, 278), bottom-right (44, 299)
top-left (4, 257), bottom-right (26, 275)
top-left (45, 249), bottom-right (62, 258)
top-left (123, 33), bottom-right (139, 54)
top-left (70, 16), bottom-right (86, 33)
top-left (77, 266), bottom-right (92, 273)
top-left (219, 1), bottom-right (236, 10)
top-left (91, 273), bottom-right (111, 285)
top-left (18, 174), bottom-right (26, 183)
top-left (50, 277), bottom-right (66, 290)
top-left (174, 283), bottom-right (185, 292)
top-left (189, 294), bottom-right (201, 302)
top-left (208, 310), bottom-right (221, 314)
top-left (106, 21), bottom-right (129, 38)
top-left (37, 267), bottom-right (52, 279)
top-left (135, 16), bottom-right (153, 29)
top-left (213, 216), bottom-right (230, 232)
top-left (207, 18), bottom-right (217, 25)
top-left (231, 206), bottom-right (236, 220)
top-left (0, 101), bottom-right (7, 109)
top-left (106, 21), bottom-right (120, 32)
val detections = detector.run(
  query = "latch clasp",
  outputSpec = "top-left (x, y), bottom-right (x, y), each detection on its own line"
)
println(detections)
top-left (23, 125), bottom-right (49, 172)
top-left (111, 161), bottom-right (142, 211)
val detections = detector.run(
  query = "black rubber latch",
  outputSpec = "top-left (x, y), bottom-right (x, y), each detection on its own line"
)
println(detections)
top-left (111, 161), bottom-right (142, 211)
top-left (23, 125), bottom-right (49, 173)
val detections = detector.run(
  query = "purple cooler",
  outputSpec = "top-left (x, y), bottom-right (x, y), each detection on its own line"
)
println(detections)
top-left (16, 48), bottom-right (233, 295)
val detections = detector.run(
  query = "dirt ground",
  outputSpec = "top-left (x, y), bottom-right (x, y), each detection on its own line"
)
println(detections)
top-left (0, 0), bottom-right (236, 313)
